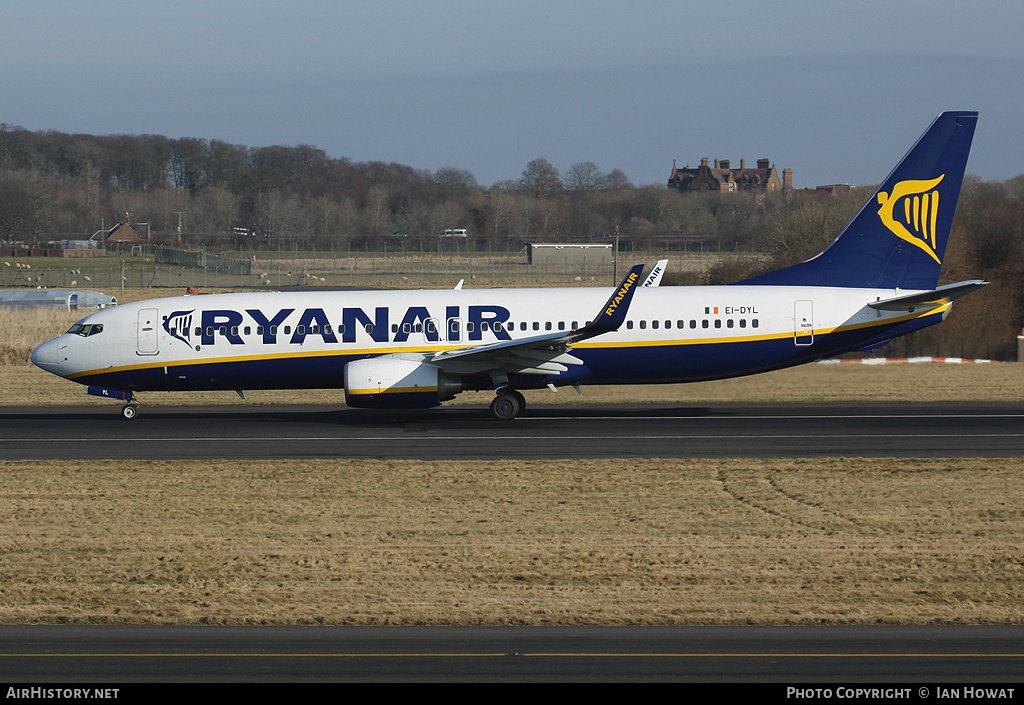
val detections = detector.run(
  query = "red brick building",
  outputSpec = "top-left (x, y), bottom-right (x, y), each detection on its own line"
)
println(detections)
top-left (668, 157), bottom-right (791, 194)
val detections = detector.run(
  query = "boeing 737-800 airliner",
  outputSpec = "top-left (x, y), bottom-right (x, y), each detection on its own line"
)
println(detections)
top-left (32, 111), bottom-right (985, 420)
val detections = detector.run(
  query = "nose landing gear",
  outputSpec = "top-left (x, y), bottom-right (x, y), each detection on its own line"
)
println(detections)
top-left (121, 392), bottom-right (140, 420)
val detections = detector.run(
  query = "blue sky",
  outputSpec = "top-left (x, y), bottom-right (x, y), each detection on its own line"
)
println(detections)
top-left (2, 1), bottom-right (1022, 187)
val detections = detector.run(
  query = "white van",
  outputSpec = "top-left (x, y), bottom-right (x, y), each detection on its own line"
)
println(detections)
top-left (441, 229), bottom-right (468, 237)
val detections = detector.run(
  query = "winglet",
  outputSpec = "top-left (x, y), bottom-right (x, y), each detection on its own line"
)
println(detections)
top-left (580, 264), bottom-right (645, 336)
top-left (642, 259), bottom-right (668, 287)
top-left (430, 263), bottom-right (646, 366)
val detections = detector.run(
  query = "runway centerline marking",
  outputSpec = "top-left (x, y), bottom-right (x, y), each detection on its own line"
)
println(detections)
top-left (5, 651), bottom-right (1023, 658)
top-left (4, 433), bottom-right (1024, 443)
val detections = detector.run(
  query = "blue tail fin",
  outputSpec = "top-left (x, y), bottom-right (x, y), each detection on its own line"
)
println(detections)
top-left (741, 111), bottom-right (978, 290)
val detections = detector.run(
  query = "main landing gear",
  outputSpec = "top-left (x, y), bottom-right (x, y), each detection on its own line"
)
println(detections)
top-left (490, 388), bottom-right (526, 422)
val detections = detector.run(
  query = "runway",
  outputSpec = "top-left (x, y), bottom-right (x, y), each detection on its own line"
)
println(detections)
top-left (2, 625), bottom-right (1023, 683)
top-left (2, 402), bottom-right (1024, 460)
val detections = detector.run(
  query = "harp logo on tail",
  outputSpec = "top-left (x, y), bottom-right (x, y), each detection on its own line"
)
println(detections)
top-left (876, 175), bottom-right (945, 263)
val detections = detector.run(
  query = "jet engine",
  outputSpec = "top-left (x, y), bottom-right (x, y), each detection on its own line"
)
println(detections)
top-left (344, 355), bottom-right (462, 409)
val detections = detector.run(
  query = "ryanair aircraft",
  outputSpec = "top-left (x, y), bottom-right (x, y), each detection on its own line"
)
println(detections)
top-left (32, 111), bottom-right (984, 421)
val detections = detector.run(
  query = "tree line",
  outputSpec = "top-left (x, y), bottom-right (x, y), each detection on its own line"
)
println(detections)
top-left (0, 125), bottom-right (814, 253)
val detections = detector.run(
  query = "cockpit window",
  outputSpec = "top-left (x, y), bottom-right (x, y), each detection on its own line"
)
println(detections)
top-left (67, 323), bottom-right (103, 337)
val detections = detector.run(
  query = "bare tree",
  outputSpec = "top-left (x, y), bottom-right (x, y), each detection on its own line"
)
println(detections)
top-left (519, 158), bottom-right (562, 198)
top-left (603, 168), bottom-right (633, 190)
top-left (564, 161), bottom-right (606, 191)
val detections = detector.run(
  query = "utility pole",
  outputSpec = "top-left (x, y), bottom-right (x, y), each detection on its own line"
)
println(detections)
top-left (612, 227), bottom-right (620, 285)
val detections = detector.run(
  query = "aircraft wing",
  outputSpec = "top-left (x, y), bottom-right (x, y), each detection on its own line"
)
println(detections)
top-left (429, 263), bottom-right (645, 377)
top-left (867, 280), bottom-right (988, 311)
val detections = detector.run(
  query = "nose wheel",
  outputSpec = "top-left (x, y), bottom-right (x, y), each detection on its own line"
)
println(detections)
top-left (121, 394), bottom-right (140, 419)
top-left (490, 389), bottom-right (526, 421)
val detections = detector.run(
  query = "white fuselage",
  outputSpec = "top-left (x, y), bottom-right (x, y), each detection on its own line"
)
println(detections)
top-left (31, 284), bottom-right (946, 394)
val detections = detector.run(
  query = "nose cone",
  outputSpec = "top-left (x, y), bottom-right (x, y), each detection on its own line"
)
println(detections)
top-left (31, 337), bottom-right (64, 373)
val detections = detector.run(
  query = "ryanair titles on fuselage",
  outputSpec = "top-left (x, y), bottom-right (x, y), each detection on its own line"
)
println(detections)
top-left (162, 304), bottom-right (514, 348)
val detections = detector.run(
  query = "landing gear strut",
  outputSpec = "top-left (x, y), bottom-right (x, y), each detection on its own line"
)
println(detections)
top-left (490, 389), bottom-right (526, 421)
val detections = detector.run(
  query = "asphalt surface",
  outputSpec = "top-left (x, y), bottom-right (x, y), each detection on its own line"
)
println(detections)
top-left (2, 625), bottom-right (1023, 683)
top-left (2, 402), bottom-right (1024, 460)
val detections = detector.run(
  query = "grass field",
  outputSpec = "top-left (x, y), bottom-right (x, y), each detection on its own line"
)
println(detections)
top-left (1, 457), bottom-right (1022, 625)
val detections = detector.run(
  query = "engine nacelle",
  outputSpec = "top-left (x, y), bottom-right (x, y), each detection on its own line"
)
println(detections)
top-left (344, 356), bottom-right (462, 409)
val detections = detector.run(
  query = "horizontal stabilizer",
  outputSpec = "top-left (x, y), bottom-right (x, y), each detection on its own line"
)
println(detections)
top-left (868, 280), bottom-right (988, 311)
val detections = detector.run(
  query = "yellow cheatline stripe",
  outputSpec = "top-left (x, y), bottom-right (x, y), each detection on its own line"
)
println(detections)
top-left (66, 306), bottom-right (947, 381)
top-left (577, 306), bottom-right (948, 349)
top-left (347, 386), bottom-right (439, 395)
top-left (8, 651), bottom-right (1022, 658)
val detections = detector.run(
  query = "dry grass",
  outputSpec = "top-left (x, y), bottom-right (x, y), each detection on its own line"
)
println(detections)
top-left (5, 359), bottom-right (1024, 408)
top-left (0, 457), bottom-right (1021, 625)
top-left (0, 307), bottom-right (83, 365)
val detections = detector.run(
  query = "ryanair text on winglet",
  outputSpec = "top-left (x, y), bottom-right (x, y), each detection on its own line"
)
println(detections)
top-left (605, 272), bottom-right (639, 316)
